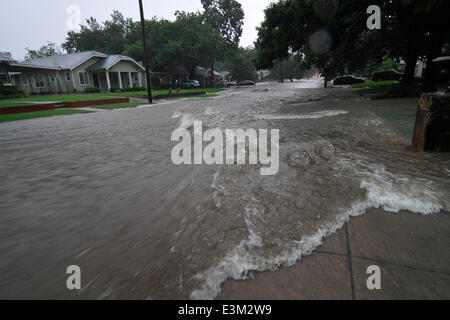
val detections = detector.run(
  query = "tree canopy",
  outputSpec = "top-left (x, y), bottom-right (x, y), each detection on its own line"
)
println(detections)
top-left (256, 0), bottom-right (450, 89)
top-left (61, 4), bottom-right (244, 81)
top-left (25, 42), bottom-right (62, 60)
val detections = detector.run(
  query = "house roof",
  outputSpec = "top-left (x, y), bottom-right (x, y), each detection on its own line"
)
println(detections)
top-left (166, 66), bottom-right (189, 75)
top-left (88, 54), bottom-right (145, 71)
top-left (8, 63), bottom-right (61, 73)
top-left (195, 66), bottom-right (228, 78)
top-left (20, 51), bottom-right (107, 70)
top-left (195, 66), bottom-right (209, 76)
top-left (0, 52), bottom-right (16, 63)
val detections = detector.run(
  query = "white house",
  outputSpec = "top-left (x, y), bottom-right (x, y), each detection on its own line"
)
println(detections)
top-left (8, 51), bottom-right (146, 95)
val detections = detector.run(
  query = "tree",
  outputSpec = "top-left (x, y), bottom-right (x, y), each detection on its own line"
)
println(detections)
top-left (227, 47), bottom-right (258, 82)
top-left (201, 0), bottom-right (245, 86)
top-left (256, 0), bottom-right (450, 91)
top-left (25, 42), bottom-right (62, 60)
top-left (62, 10), bottom-right (222, 80)
top-left (268, 56), bottom-right (306, 82)
top-left (201, 0), bottom-right (244, 48)
top-left (255, 0), bottom-right (345, 87)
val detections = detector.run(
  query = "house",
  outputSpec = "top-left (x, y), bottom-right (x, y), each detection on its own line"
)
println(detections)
top-left (0, 52), bottom-right (16, 85)
top-left (151, 64), bottom-right (189, 87)
top-left (8, 51), bottom-right (146, 95)
top-left (195, 66), bottom-right (228, 87)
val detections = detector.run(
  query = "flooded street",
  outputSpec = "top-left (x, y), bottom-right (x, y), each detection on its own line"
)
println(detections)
top-left (0, 80), bottom-right (449, 299)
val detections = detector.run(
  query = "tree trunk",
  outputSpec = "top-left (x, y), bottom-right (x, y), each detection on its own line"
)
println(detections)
top-left (324, 75), bottom-right (328, 88)
top-left (210, 61), bottom-right (215, 88)
top-left (279, 61), bottom-right (284, 83)
top-left (422, 33), bottom-right (444, 92)
top-left (401, 54), bottom-right (418, 87)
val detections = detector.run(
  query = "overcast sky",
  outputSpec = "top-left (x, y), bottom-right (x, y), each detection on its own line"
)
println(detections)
top-left (1, 0), bottom-right (274, 60)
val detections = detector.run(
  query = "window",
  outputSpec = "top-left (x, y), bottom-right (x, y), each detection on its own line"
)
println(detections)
top-left (78, 72), bottom-right (89, 86)
top-left (49, 73), bottom-right (55, 82)
top-left (21, 75), bottom-right (29, 85)
top-left (34, 75), bottom-right (45, 88)
top-left (66, 72), bottom-right (71, 81)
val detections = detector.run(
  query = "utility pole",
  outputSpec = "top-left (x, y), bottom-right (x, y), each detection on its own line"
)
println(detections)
top-left (139, 0), bottom-right (153, 103)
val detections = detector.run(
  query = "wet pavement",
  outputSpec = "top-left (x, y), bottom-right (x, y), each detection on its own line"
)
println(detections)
top-left (219, 208), bottom-right (450, 300)
top-left (0, 80), bottom-right (448, 299)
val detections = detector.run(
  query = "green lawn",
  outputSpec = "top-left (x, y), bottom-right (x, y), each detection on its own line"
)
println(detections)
top-left (353, 87), bottom-right (392, 95)
top-left (92, 102), bottom-right (150, 110)
top-left (168, 94), bottom-right (219, 100)
top-left (0, 101), bottom-right (35, 108)
top-left (1, 89), bottom-right (225, 104)
top-left (351, 80), bottom-right (397, 95)
top-left (0, 109), bottom-right (93, 123)
top-left (2, 95), bottom-right (119, 103)
top-left (351, 80), bottom-right (397, 89)
top-left (96, 88), bottom-right (226, 97)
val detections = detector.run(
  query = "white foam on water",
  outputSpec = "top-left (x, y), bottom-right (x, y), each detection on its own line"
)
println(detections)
top-left (177, 114), bottom-right (201, 130)
top-left (190, 162), bottom-right (448, 300)
top-left (256, 110), bottom-right (349, 120)
top-left (360, 168), bottom-right (446, 214)
top-left (190, 200), bottom-right (368, 300)
top-left (172, 109), bottom-right (186, 119)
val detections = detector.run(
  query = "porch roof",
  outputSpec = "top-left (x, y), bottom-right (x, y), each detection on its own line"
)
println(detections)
top-left (88, 55), bottom-right (145, 72)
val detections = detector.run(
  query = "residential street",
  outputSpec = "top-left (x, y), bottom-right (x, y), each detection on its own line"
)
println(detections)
top-left (1, 81), bottom-right (448, 299)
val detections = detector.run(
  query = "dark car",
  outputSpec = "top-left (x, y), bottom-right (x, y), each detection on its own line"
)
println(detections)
top-left (433, 56), bottom-right (450, 84)
top-left (371, 70), bottom-right (402, 82)
top-left (333, 75), bottom-right (365, 85)
top-left (237, 80), bottom-right (255, 86)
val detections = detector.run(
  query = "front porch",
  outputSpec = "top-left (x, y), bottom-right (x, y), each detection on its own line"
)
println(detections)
top-left (90, 71), bottom-right (144, 91)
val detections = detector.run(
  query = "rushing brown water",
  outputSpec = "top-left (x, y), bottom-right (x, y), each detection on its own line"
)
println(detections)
top-left (0, 80), bottom-right (449, 299)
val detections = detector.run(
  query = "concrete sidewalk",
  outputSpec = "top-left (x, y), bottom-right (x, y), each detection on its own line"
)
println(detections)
top-left (219, 208), bottom-right (450, 300)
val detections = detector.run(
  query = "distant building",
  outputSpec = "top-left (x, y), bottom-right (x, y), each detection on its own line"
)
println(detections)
top-left (7, 51), bottom-right (146, 95)
top-left (195, 66), bottom-right (229, 87)
top-left (0, 52), bottom-right (17, 85)
top-left (151, 64), bottom-right (189, 87)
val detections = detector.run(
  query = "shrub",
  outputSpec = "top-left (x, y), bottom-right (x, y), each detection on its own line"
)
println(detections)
top-left (122, 87), bottom-right (145, 92)
top-left (84, 86), bottom-right (101, 93)
top-left (0, 84), bottom-right (20, 97)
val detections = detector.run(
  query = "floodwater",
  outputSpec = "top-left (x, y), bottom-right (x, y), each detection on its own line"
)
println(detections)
top-left (0, 80), bottom-right (448, 299)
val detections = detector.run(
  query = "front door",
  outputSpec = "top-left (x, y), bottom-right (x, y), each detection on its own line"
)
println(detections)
top-left (93, 73), bottom-right (99, 88)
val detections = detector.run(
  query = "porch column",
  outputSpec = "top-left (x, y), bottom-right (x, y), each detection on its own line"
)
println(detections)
top-left (128, 72), bottom-right (133, 88)
top-left (71, 71), bottom-right (76, 92)
top-left (106, 70), bottom-right (111, 91)
top-left (118, 72), bottom-right (123, 90)
top-left (28, 74), bottom-right (35, 94)
top-left (138, 72), bottom-right (143, 87)
top-left (97, 73), bottom-right (102, 90)
top-left (47, 73), bottom-right (52, 92)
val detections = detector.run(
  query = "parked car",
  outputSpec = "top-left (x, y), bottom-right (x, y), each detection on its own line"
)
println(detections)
top-left (237, 80), bottom-right (255, 86)
top-left (183, 80), bottom-right (200, 88)
top-left (333, 75), bottom-right (365, 85)
top-left (371, 70), bottom-right (403, 82)
top-left (433, 56), bottom-right (450, 84)
top-left (223, 81), bottom-right (235, 87)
